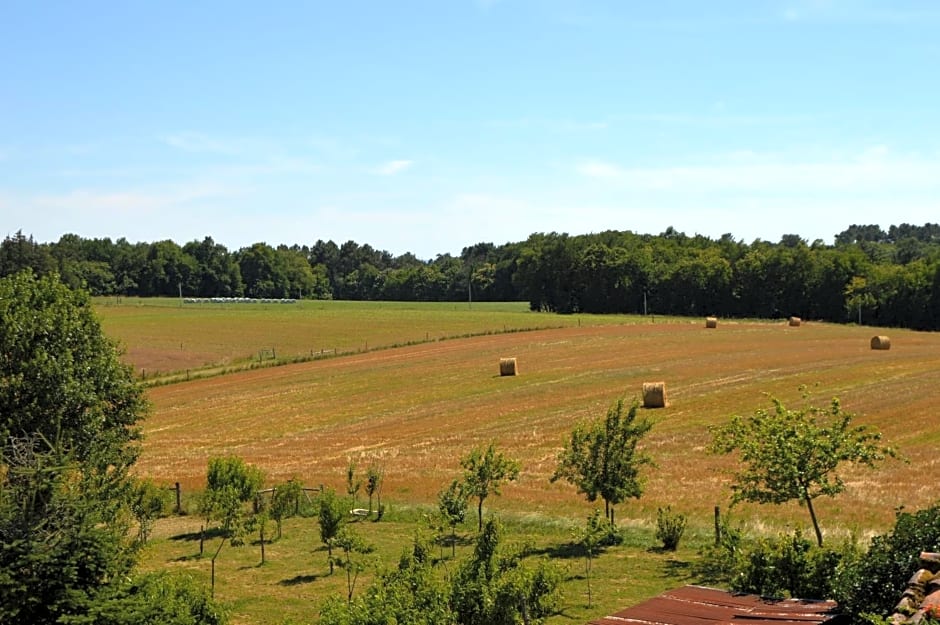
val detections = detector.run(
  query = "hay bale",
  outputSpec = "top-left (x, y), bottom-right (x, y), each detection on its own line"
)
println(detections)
top-left (788, 316), bottom-right (802, 327)
top-left (642, 382), bottom-right (667, 408)
top-left (705, 316), bottom-right (718, 329)
top-left (871, 335), bottom-right (891, 350)
top-left (499, 357), bottom-right (518, 376)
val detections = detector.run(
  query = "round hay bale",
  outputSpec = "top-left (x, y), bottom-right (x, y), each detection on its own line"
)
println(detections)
top-left (788, 316), bottom-right (802, 327)
top-left (870, 335), bottom-right (891, 350)
top-left (499, 357), bottom-right (518, 376)
top-left (705, 316), bottom-right (718, 329)
top-left (642, 382), bottom-right (667, 408)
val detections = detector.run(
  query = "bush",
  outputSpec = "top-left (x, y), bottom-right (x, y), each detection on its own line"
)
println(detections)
top-left (694, 513), bottom-right (744, 583)
top-left (655, 506), bottom-right (687, 551)
top-left (834, 503), bottom-right (940, 619)
top-left (88, 572), bottom-right (228, 625)
top-left (731, 529), bottom-right (854, 600)
top-left (695, 519), bottom-right (854, 601)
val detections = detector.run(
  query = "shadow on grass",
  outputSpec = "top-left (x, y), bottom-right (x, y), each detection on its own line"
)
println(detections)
top-left (172, 554), bottom-right (203, 563)
top-left (525, 541), bottom-right (588, 560)
top-left (170, 526), bottom-right (226, 542)
top-left (435, 534), bottom-right (476, 551)
top-left (279, 574), bottom-right (322, 586)
top-left (548, 607), bottom-right (581, 621)
top-left (662, 557), bottom-right (694, 582)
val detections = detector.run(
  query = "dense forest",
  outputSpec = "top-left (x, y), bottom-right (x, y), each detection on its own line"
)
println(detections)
top-left (3, 223), bottom-right (940, 330)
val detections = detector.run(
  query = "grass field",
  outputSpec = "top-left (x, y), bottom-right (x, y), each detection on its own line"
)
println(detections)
top-left (96, 298), bottom-right (663, 379)
top-left (97, 301), bottom-right (940, 624)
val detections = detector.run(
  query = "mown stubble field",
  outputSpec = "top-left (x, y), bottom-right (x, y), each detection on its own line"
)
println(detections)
top-left (103, 303), bottom-right (940, 624)
top-left (134, 316), bottom-right (940, 535)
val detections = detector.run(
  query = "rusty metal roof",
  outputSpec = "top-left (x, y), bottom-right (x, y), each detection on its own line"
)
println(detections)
top-left (588, 585), bottom-right (844, 625)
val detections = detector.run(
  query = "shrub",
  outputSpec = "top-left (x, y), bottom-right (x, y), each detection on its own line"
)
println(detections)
top-left (695, 518), bottom-right (854, 600)
top-left (655, 506), bottom-right (687, 551)
top-left (731, 529), bottom-right (853, 599)
top-left (694, 513), bottom-right (745, 584)
top-left (834, 503), bottom-right (940, 619)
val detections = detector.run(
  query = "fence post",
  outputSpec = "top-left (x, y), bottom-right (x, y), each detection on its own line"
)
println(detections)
top-left (714, 505), bottom-right (721, 545)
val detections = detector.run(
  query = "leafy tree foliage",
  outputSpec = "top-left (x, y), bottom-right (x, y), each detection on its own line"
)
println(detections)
top-left (318, 488), bottom-right (347, 574)
top-left (319, 534), bottom-right (453, 625)
top-left (438, 478), bottom-right (470, 557)
top-left (450, 518), bottom-right (561, 625)
top-left (131, 478), bottom-right (172, 544)
top-left (81, 572), bottom-right (227, 625)
top-left (6, 222), bottom-right (940, 329)
top-left (333, 525), bottom-right (375, 603)
top-left (200, 456), bottom-right (265, 539)
top-left (460, 444), bottom-right (520, 531)
top-left (578, 509), bottom-right (609, 608)
top-left (0, 437), bottom-right (137, 624)
top-left (834, 503), bottom-right (940, 618)
top-left (552, 398), bottom-right (653, 527)
top-left (0, 271), bottom-right (225, 624)
top-left (269, 478), bottom-right (304, 540)
top-left (346, 459), bottom-right (362, 508)
top-left (709, 393), bottom-right (897, 546)
top-left (364, 463), bottom-right (384, 516)
top-left (0, 270), bottom-right (146, 468)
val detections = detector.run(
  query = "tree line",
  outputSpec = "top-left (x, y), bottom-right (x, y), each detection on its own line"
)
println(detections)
top-left (4, 221), bottom-right (940, 329)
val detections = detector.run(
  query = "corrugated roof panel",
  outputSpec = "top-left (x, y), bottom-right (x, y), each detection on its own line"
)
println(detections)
top-left (588, 586), bottom-right (843, 625)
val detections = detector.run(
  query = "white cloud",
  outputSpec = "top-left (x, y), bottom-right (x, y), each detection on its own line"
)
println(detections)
top-left (576, 148), bottom-right (940, 194)
top-left (375, 160), bottom-right (414, 175)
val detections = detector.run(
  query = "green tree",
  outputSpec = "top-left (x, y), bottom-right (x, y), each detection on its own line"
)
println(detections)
top-left (0, 270), bottom-right (224, 624)
top-left (438, 478), bottom-right (470, 557)
top-left (0, 436), bottom-right (137, 624)
top-left (346, 459), bottom-right (362, 508)
top-left (333, 526), bottom-right (375, 604)
top-left (0, 270), bottom-right (146, 468)
top-left (200, 456), bottom-right (265, 534)
top-left (460, 444), bottom-right (520, 532)
top-left (364, 463), bottom-right (384, 516)
top-left (0, 230), bottom-right (55, 277)
top-left (551, 397), bottom-right (653, 527)
top-left (577, 509), bottom-right (609, 608)
top-left (319, 534), bottom-right (453, 625)
top-left (84, 572), bottom-right (228, 625)
top-left (270, 478), bottom-right (304, 540)
top-left (451, 518), bottom-right (560, 625)
top-left (131, 478), bottom-right (171, 544)
top-left (709, 393), bottom-right (897, 546)
top-left (318, 488), bottom-right (347, 574)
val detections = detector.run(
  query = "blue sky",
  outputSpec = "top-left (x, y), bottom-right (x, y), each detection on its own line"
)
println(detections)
top-left (2, 0), bottom-right (938, 259)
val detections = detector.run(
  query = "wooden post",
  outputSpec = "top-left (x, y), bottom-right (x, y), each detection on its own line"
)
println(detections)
top-left (199, 525), bottom-right (205, 556)
top-left (714, 506), bottom-right (721, 545)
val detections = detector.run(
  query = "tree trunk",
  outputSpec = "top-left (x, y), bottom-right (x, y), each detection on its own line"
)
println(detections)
top-left (478, 497), bottom-right (484, 531)
top-left (804, 492), bottom-right (823, 547)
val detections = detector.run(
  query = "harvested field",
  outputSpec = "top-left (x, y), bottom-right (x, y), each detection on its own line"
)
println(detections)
top-left (135, 319), bottom-right (940, 534)
top-left (96, 298), bottom-right (653, 376)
